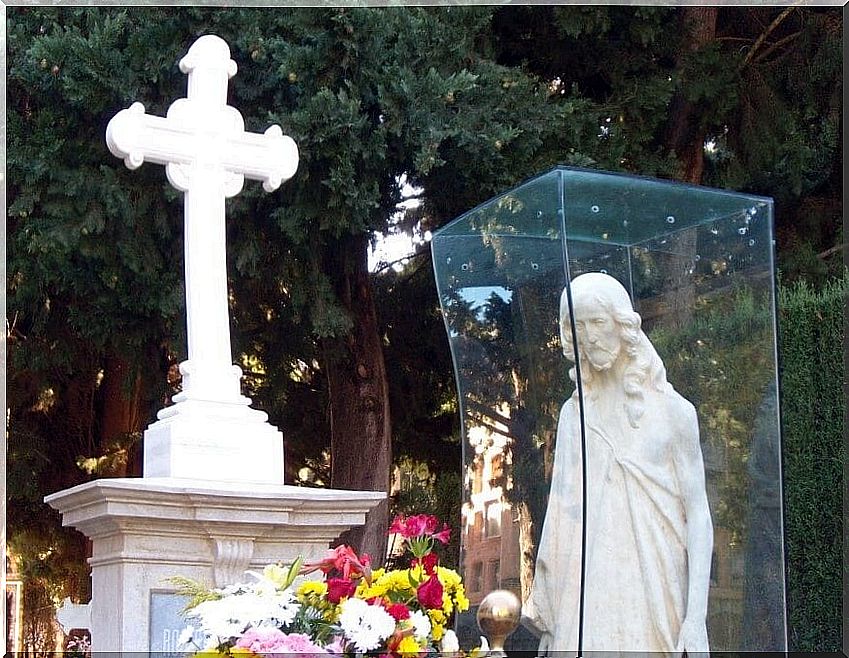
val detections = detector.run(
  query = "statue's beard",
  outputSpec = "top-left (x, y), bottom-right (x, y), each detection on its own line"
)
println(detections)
top-left (581, 343), bottom-right (620, 371)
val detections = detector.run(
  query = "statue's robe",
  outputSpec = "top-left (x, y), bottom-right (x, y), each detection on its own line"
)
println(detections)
top-left (525, 390), bottom-right (699, 655)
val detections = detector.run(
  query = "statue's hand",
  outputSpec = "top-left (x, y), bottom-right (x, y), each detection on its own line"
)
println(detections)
top-left (675, 616), bottom-right (708, 657)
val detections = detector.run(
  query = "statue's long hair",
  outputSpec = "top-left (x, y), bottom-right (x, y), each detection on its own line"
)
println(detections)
top-left (559, 273), bottom-right (670, 428)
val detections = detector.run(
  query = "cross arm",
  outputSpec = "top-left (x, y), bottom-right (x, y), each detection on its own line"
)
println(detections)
top-left (106, 102), bottom-right (299, 193)
top-left (222, 124), bottom-right (299, 193)
top-left (106, 102), bottom-right (196, 171)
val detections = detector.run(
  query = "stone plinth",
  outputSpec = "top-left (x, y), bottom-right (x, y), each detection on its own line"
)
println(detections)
top-left (142, 396), bottom-right (286, 483)
top-left (46, 477), bottom-right (384, 652)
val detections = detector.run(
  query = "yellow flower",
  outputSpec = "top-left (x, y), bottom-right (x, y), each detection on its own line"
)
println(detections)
top-left (455, 589), bottom-right (470, 612)
top-left (441, 596), bottom-right (454, 616)
top-left (397, 635), bottom-right (422, 654)
top-left (229, 649), bottom-right (258, 657)
top-left (468, 638), bottom-right (490, 658)
top-left (296, 580), bottom-right (328, 598)
top-left (358, 581), bottom-right (388, 600)
top-left (360, 567), bottom-right (420, 601)
top-left (323, 603), bottom-right (341, 623)
top-left (409, 564), bottom-right (425, 582)
top-left (436, 567), bottom-right (461, 587)
top-left (428, 609), bottom-right (446, 625)
top-left (427, 608), bottom-right (447, 641)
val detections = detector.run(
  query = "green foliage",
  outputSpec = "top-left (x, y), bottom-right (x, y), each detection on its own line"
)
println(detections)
top-left (376, 256), bottom-right (460, 473)
top-left (779, 274), bottom-right (845, 651)
top-left (490, 7), bottom-right (843, 280)
top-left (492, 6), bottom-right (684, 179)
top-left (679, 42), bottom-right (739, 126)
top-left (168, 575), bottom-right (222, 611)
top-left (652, 286), bottom-right (775, 548)
top-left (7, 5), bottom-right (577, 482)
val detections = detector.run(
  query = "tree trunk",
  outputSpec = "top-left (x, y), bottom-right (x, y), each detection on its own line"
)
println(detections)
top-left (324, 234), bottom-right (392, 564)
top-left (661, 7), bottom-right (719, 328)
top-left (517, 501), bottom-right (536, 603)
top-left (665, 6), bottom-right (719, 184)
top-left (56, 368), bottom-right (99, 490)
top-left (99, 355), bottom-right (145, 477)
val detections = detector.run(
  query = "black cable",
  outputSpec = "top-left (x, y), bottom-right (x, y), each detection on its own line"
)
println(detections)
top-left (564, 275), bottom-right (589, 658)
top-left (558, 200), bottom-right (589, 658)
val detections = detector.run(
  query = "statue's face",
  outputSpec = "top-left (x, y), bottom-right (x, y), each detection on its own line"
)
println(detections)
top-left (572, 304), bottom-right (621, 371)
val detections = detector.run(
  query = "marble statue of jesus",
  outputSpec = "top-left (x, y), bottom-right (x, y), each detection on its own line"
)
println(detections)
top-left (524, 272), bottom-right (713, 656)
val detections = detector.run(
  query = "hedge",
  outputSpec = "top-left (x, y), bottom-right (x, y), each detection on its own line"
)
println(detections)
top-left (779, 273), bottom-right (846, 651)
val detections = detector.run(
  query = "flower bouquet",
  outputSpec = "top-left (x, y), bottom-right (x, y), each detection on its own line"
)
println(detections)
top-left (174, 514), bottom-right (482, 657)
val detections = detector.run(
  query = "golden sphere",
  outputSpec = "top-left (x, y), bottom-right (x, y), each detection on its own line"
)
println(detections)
top-left (477, 589), bottom-right (521, 653)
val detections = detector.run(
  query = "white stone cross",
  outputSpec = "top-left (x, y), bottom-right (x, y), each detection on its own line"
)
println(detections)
top-left (105, 35), bottom-right (296, 483)
top-left (107, 34), bottom-right (297, 406)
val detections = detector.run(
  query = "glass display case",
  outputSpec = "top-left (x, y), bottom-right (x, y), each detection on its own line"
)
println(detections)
top-left (431, 167), bottom-right (786, 653)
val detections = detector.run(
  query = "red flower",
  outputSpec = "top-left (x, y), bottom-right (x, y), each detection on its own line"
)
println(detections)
top-left (385, 602), bottom-right (411, 621)
top-left (416, 574), bottom-right (444, 609)
top-left (326, 577), bottom-right (357, 603)
top-left (411, 552), bottom-right (439, 575)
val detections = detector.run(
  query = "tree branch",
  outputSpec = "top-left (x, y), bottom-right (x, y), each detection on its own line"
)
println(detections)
top-left (752, 31), bottom-right (802, 66)
top-left (372, 247), bottom-right (428, 275)
top-left (464, 397), bottom-right (514, 429)
top-left (817, 243), bottom-right (847, 260)
top-left (740, 5), bottom-right (799, 70)
top-left (471, 417), bottom-right (516, 442)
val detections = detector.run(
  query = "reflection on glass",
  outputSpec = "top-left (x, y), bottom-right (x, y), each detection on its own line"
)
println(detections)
top-left (432, 167), bottom-right (785, 653)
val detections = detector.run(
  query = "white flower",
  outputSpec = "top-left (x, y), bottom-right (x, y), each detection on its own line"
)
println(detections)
top-left (185, 598), bottom-right (245, 639)
top-left (235, 590), bottom-right (299, 627)
top-left (338, 597), bottom-right (396, 652)
top-left (184, 588), bottom-right (299, 641)
top-left (440, 629), bottom-right (460, 654)
top-left (409, 609), bottom-right (432, 639)
top-left (176, 626), bottom-right (197, 648)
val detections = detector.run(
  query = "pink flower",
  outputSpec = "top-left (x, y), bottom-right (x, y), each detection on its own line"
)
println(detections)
top-left (389, 515), bottom-right (451, 544)
top-left (280, 633), bottom-right (328, 653)
top-left (302, 545), bottom-right (372, 580)
top-left (325, 636), bottom-right (347, 654)
top-left (431, 525), bottom-right (451, 545)
top-left (234, 628), bottom-right (290, 653)
top-left (416, 574), bottom-right (444, 609)
top-left (235, 629), bottom-right (328, 654)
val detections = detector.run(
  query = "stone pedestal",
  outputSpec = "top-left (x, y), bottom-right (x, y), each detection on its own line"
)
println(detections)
top-left (46, 477), bottom-right (383, 652)
top-left (142, 393), bottom-right (286, 483)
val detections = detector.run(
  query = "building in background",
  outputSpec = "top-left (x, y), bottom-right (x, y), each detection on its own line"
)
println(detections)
top-left (461, 422), bottom-right (521, 606)
top-left (6, 553), bottom-right (23, 654)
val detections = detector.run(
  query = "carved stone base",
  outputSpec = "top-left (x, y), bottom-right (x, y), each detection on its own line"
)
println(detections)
top-left (45, 477), bottom-right (384, 652)
top-left (142, 400), bottom-right (286, 483)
